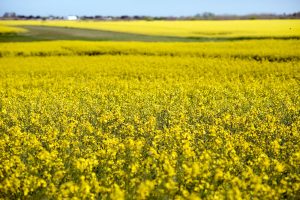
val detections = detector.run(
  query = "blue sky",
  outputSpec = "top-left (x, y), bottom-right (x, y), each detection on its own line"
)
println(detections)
top-left (0, 0), bottom-right (299, 16)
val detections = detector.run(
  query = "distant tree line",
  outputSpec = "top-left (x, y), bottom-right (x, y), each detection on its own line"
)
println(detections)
top-left (1, 12), bottom-right (300, 21)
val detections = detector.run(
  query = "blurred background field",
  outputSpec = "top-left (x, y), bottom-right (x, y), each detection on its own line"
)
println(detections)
top-left (0, 20), bottom-right (299, 42)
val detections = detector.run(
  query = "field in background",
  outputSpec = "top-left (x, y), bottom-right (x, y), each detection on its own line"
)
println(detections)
top-left (0, 20), bottom-right (300, 42)
top-left (0, 24), bottom-right (27, 35)
top-left (0, 21), bottom-right (299, 199)
top-left (0, 25), bottom-right (208, 42)
top-left (0, 40), bottom-right (299, 59)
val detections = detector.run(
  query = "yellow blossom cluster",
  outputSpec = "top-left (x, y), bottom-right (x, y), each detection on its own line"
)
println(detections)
top-left (0, 40), bottom-right (299, 199)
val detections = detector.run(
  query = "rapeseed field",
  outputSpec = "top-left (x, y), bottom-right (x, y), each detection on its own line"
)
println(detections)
top-left (0, 24), bottom-right (26, 34)
top-left (0, 21), bottom-right (299, 199)
top-left (1, 20), bottom-right (300, 38)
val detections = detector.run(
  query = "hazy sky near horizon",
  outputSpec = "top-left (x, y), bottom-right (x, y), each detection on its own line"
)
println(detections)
top-left (0, 0), bottom-right (299, 16)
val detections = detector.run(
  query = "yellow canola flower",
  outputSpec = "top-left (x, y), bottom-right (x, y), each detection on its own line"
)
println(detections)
top-left (74, 157), bottom-right (99, 172)
top-left (110, 184), bottom-right (125, 200)
top-left (137, 180), bottom-right (155, 199)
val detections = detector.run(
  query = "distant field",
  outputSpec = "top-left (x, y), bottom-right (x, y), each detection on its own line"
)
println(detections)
top-left (0, 25), bottom-right (212, 42)
top-left (0, 40), bottom-right (299, 61)
top-left (0, 24), bottom-right (27, 35)
top-left (0, 20), bottom-right (299, 41)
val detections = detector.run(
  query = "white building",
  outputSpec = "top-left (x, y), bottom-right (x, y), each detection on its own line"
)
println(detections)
top-left (66, 15), bottom-right (78, 21)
